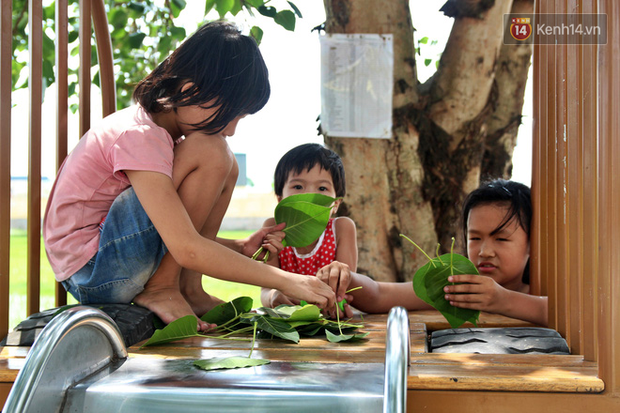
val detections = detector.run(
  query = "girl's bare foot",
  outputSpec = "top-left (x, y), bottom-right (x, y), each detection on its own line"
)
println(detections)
top-left (182, 288), bottom-right (226, 318)
top-left (133, 287), bottom-right (214, 331)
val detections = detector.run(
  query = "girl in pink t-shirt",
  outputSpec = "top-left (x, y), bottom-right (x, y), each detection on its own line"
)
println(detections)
top-left (43, 21), bottom-right (336, 331)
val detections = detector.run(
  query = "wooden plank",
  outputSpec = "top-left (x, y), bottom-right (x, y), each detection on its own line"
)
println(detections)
top-left (0, 347), bottom-right (29, 359)
top-left (27, 0), bottom-right (43, 318)
top-left (78, 0), bottom-right (91, 137)
top-left (54, 0), bottom-right (69, 308)
top-left (407, 364), bottom-right (603, 392)
top-left (91, 0), bottom-right (116, 117)
top-left (0, 0), bottom-right (13, 341)
top-left (597, 0), bottom-right (620, 395)
top-left (408, 310), bottom-right (533, 331)
top-left (410, 353), bottom-right (596, 368)
top-left (0, 358), bottom-right (25, 382)
top-left (565, 0), bottom-right (583, 356)
top-left (407, 390), bottom-right (620, 412)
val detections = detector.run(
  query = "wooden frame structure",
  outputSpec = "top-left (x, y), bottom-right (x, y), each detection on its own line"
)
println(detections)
top-left (1, 0), bottom-right (619, 410)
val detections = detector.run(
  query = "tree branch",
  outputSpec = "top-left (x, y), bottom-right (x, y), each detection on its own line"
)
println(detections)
top-left (482, 0), bottom-right (534, 179)
top-left (427, 0), bottom-right (512, 143)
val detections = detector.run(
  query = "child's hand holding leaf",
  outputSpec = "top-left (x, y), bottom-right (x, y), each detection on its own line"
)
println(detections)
top-left (443, 273), bottom-right (512, 315)
top-left (252, 193), bottom-right (338, 262)
top-left (401, 234), bottom-right (480, 328)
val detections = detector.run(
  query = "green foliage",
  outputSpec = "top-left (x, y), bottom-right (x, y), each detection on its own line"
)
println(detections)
top-left (142, 296), bottom-right (366, 348)
top-left (12, 0), bottom-right (302, 110)
top-left (401, 235), bottom-right (480, 328)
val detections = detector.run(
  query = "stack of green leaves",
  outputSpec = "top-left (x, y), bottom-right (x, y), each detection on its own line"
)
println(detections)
top-left (140, 296), bottom-right (368, 371)
top-left (401, 234), bottom-right (480, 328)
top-left (252, 193), bottom-right (338, 262)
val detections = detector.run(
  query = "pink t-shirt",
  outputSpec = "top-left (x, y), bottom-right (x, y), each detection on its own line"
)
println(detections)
top-left (278, 218), bottom-right (337, 275)
top-left (43, 105), bottom-right (175, 281)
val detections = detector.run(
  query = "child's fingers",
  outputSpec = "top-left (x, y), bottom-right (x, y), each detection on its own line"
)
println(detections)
top-left (447, 274), bottom-right (479, 284)
top-left (445, 292), bottom-right (482, 304)
top-left (316, 262), bottom-right (351, 301)
top-left (448, 300), bottom-right (480, 309)
top-left (444, 282), bottom-right (481, 294)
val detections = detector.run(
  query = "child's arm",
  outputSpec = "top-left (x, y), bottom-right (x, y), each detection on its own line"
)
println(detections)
top-left (334, 217), bottom-right (358, 271)
top-left (256, 217), bottom-right (295, 307)
top-left (444, 274), bottom-right (548, 326)
top-left (346, 274), bottom-right (433, 313)
top-left (126, 169), bottom-right (336, 309)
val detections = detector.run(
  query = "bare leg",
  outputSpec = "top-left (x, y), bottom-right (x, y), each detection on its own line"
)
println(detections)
top-left (135, 134), bottom-right (238, 322)
top-left (133, 252), bottom-right (213, 330)
top-left (177, 135), bottom-right (239, 316)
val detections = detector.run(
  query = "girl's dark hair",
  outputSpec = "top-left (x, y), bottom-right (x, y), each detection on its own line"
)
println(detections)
top-left (461, 179), bottom-right (532, 284)
top-left (274, 144), bottom-right (346, 197)
top-left (133, 20), bottom-right (270, 134)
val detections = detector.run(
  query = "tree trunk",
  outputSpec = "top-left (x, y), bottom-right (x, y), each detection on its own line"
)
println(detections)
top-left (322, 0), bottom-right (533, 282)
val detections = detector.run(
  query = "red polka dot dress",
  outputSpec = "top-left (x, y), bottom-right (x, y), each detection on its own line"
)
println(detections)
top-left (279, 218), bottom-right (337, 276)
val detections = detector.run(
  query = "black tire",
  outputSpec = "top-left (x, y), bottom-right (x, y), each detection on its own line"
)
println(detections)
top-left (430, 327), bottom-right (570, 354)
top-left (1, 304), bottom-right (157, 348)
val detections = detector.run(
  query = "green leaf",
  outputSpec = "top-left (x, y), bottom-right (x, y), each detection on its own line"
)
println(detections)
top-left (274, 193), bottom-right (336, 248)
top-left (424, 59), bottom-right (432, 67)
top-left (283, 304), bottom-right (321, 322)
top-left (418, 36), bottom-right (429, 44)
top-left (127, 2), bottom-right (146, 15)
top-left (140, 315), bottom-right (200, 348)
top-left (201, 296), bottom-right (253, 325)
top-left (245, 0), bottom-right (264, 7)
top-left (252, 315), bottom-right (300, 343)
top-left (128, 32), bottom-right (147, 49)
top-left (109, 8), bottom-right (128, 29)
top-left (205, 0), bottom-right (217, 15)
top-left (256, 306), bottom-right (285, 319)
top-left (287, 1), bottom-right (303, 18)
top-left (413, 253), bottom-right (480, 329)
top-left (194, 356), bottom-right (270, 371)
top-left (215, 0), bottom-right (235, 17)
top-left (250, 26), bottom-right (263, 45)
top-left (258, 5), bottom-right (277, 17)
top-left (170, 0), bottom-right (186, 18)
top-left (325, 330), bottom-right (369, 343)
top-left (230, 0), bottom-right (243, 15)
top-left (274, 10), bottom-right (296, 31)
top-left (296, 323), bottom-right (324, 336)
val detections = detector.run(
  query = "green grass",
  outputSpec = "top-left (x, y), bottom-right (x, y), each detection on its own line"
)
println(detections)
top-left (8, 230), bottom-right (263, 330)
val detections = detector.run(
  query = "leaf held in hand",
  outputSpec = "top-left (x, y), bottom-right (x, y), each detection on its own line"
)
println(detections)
top-left (251, 193), bottom-right (337, 261)
top-left (274, 193), bottom-right (337, 248)
top-left (401, 235), bottom-right (480, 329)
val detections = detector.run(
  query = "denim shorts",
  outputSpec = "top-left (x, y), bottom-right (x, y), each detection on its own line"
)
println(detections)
top-left (62, 187), bottom-right (168, 304)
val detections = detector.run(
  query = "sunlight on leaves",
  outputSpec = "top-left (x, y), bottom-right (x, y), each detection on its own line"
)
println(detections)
top-left (194, 356), bottom-right (270, 371)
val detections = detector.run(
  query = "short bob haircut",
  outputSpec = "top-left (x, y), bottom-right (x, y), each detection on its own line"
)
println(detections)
top-left (133, 20), bottom-right (270, 134)
top-left (461, 179), bottom-right (532, 284)
top-left (274, 144), bottom-right (346, 198)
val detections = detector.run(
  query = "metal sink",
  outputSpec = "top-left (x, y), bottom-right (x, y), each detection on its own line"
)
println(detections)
top-left (3, 306), bottom-right (410, 413)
